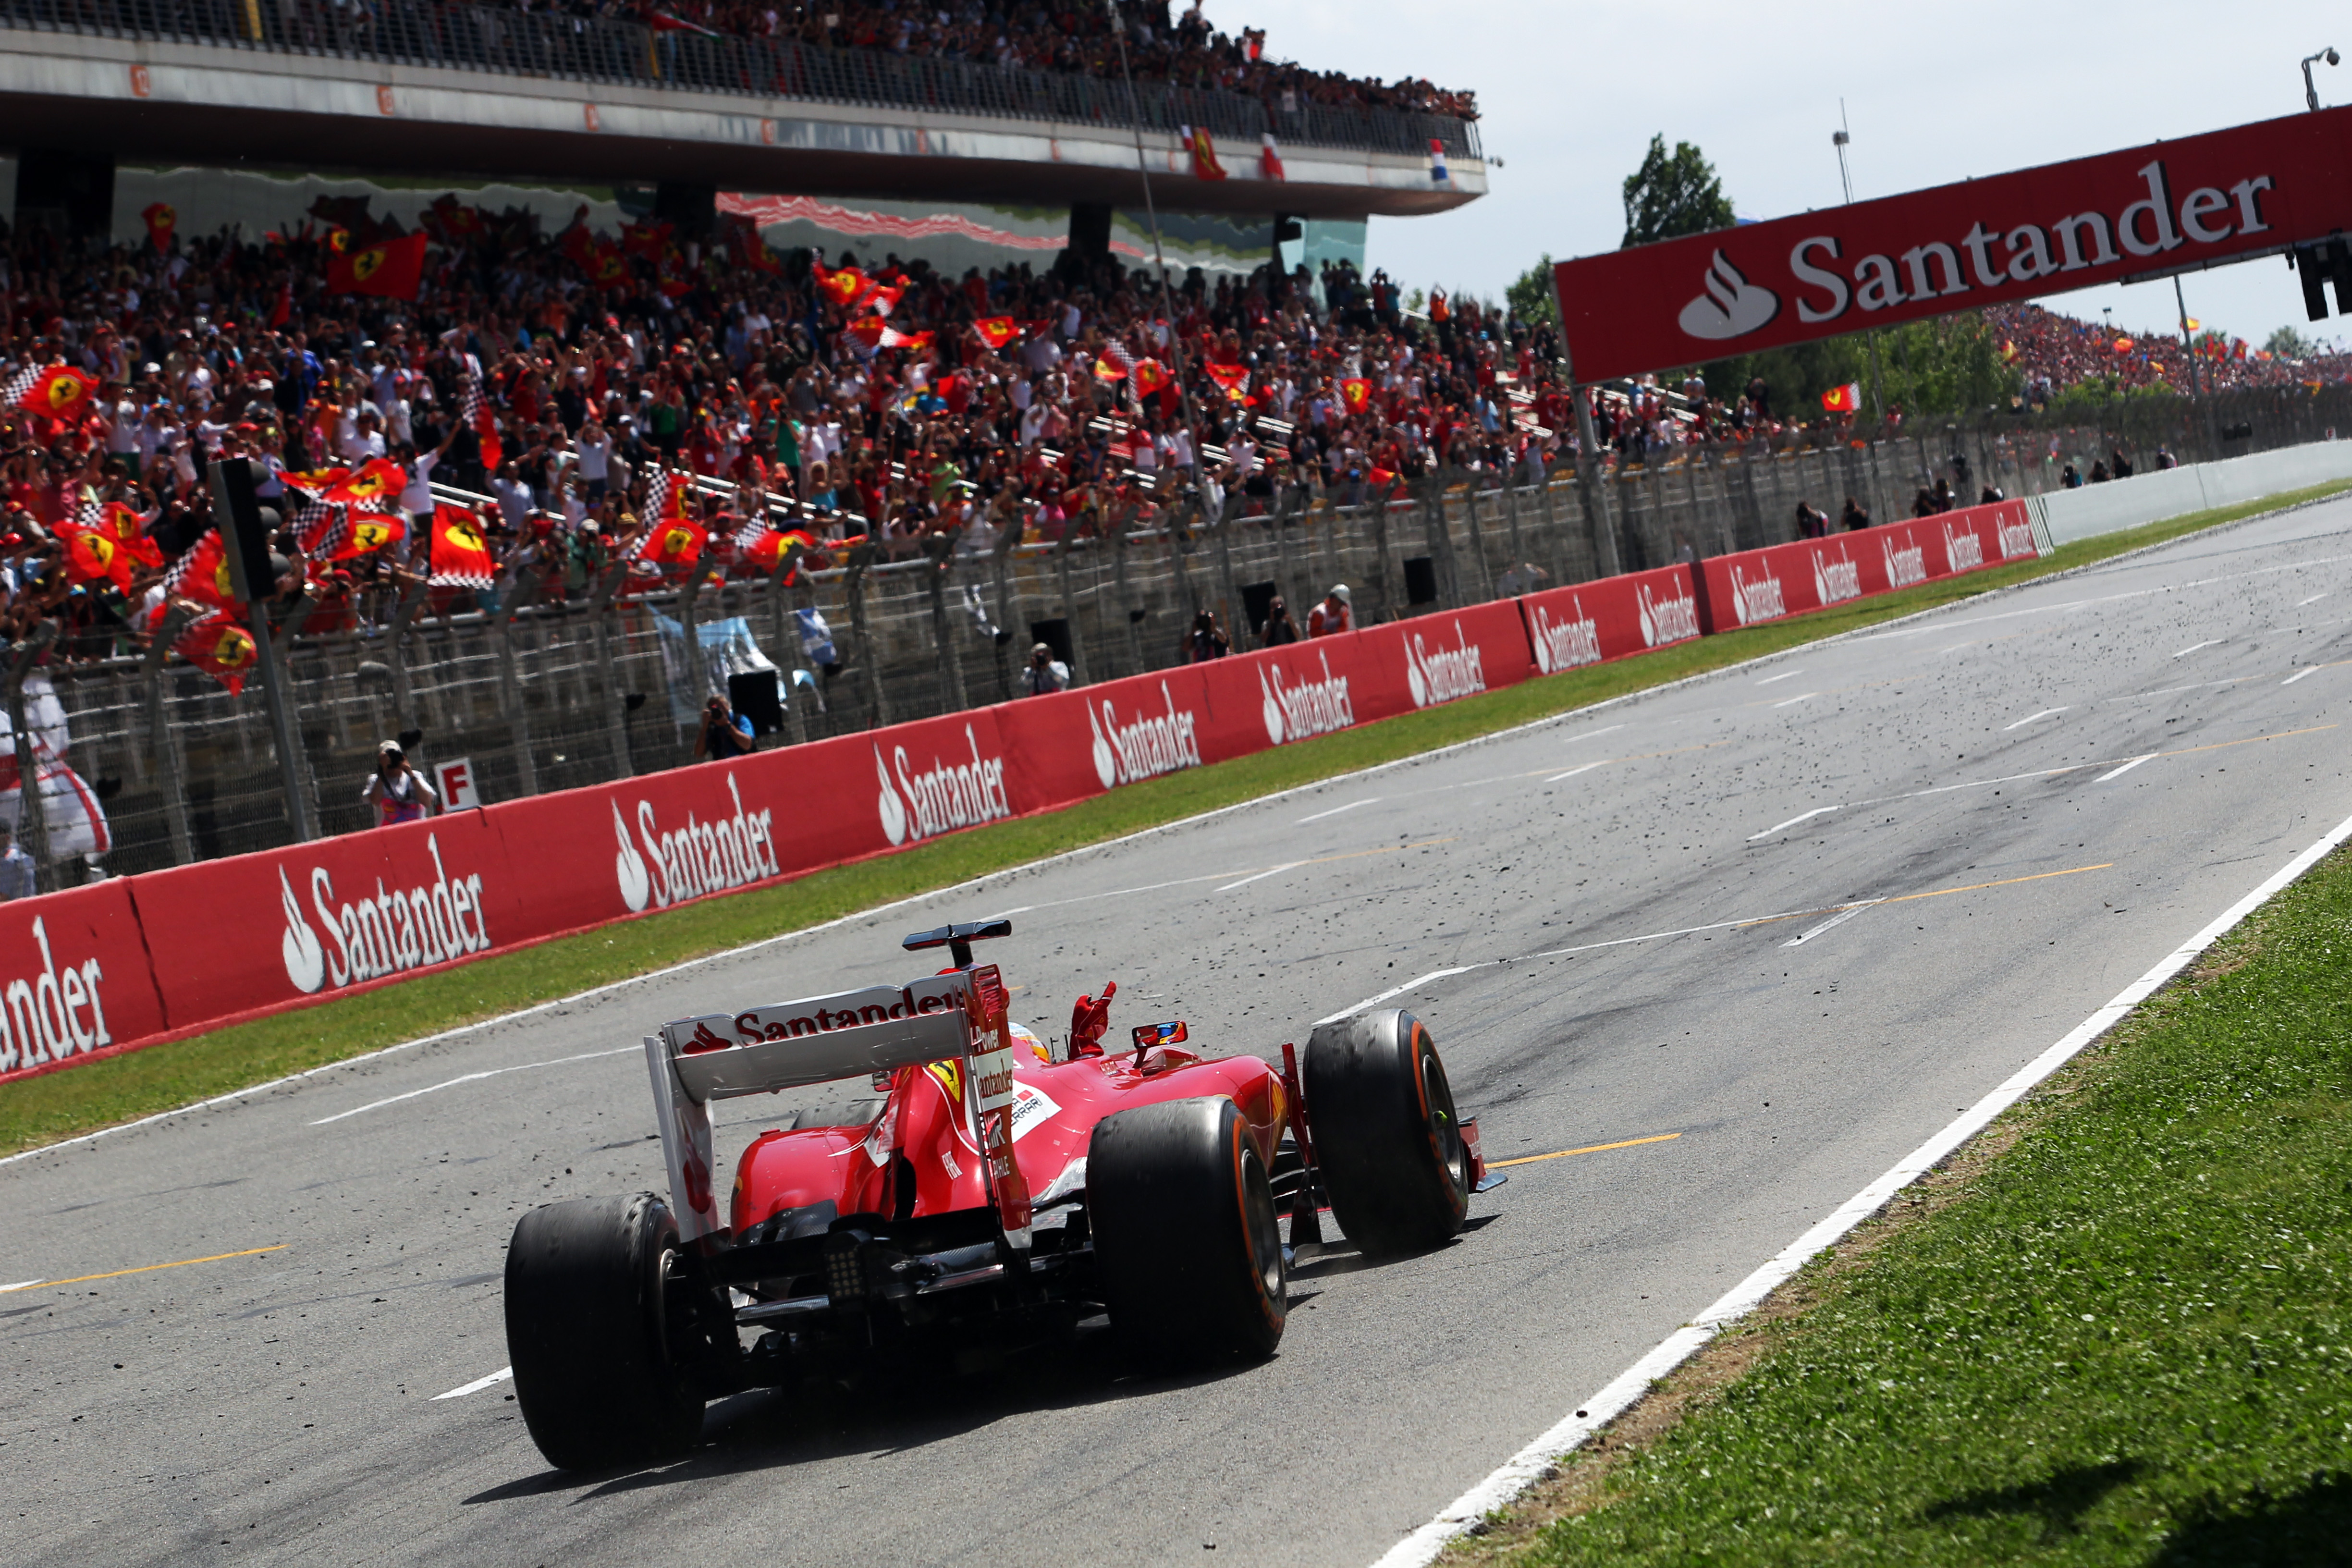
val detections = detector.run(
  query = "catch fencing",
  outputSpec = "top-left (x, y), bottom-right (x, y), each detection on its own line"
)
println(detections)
top-left (12, 383), bottom-right (2349, 893)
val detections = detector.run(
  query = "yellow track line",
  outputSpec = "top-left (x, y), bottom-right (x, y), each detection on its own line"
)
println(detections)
top-left (0, 1244), bottom-right (287, 1294)
top-left (1490, 1132), bottom-right (1681, 1169)
top-left (1733, 861), bottom-right (2113, 930)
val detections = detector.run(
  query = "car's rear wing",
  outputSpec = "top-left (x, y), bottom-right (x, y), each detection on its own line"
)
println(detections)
top-left (645, 967), bottom-right (1031, 1249)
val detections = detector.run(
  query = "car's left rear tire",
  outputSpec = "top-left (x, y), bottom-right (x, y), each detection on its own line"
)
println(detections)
top-left (504, 1191), bottom-right (704, 1470)
top-left (1089, 1096), bottom-right (1286, 1363)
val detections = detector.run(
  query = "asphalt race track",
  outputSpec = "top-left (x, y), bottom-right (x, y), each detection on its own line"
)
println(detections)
top-left (10, 498), bottom-right (2352, 1566)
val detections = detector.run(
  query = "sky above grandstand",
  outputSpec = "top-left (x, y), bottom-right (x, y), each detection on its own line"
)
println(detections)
top-left (1253, 0), bottom-right (2351, 352)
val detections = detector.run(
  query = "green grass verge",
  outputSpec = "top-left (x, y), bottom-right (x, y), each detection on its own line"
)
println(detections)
top-left (1455, 833), bottom-right (2352, 1567)
top-left (6, 478), bottom-right (2347, 1158)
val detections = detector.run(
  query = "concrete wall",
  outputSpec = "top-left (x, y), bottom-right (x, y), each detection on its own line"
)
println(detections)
top-left (2035, 440), bottom-right (2352, 545)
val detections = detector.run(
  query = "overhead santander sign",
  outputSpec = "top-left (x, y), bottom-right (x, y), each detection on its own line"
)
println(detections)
top-left (1554, 106), bottom-right (2352, 380)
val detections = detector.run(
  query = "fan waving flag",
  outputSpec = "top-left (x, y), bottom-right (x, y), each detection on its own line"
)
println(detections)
top-left (1132, 359), bottom-right (1172, 398)
top-left (162, 529), bottom-right (240, 610)
top-left (1261, 135), bottom-right (1285, 182)
top-left (461, 374), bottom-right (501, 472)
top-left (59, 503), bottom-right (162, 589)
top-left (329, 511), bottom-right (407, 561)
top-left (639, 516), bottom-right (709, 571)
top-left (1821, 382), bottom-right (1862, 414)
top-left (816, 264), bottom-right (872, 310)
top-left (1338, 377), bottom-right (1372, 414)
top-left (325, 457), bottom-right (409, 507)
top-left (326, 231), bottom-right (429, 300)
top-left (142, 202), bottom-right (176, 254)
top-left (1202, 362), bottom-right (1249, 401)
top-left (5, 365), bottom-right (98, 422)
top-left (429, 504), bottom-right (497, 588)
top-left (175, 610), bottom-right (259, 697)
top-left (973, 317), bottom-right (1022, 350)
top-left (1182, 125), bottom-right (1227, 180)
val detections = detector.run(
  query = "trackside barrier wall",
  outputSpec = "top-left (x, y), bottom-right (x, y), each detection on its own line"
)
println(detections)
top-left (1691, 500), bottom-right (2044, 636)
top-left (2033, 439), bottom-right (2352, 546)
top-left (9, 469), bottom-right (2312, 1085)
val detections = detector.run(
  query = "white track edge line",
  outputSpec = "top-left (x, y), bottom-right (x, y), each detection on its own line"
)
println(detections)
top-left (11, 489), bottom-right (2341, 1172)
top-left (430, 1366), bottom-right (514, 1401)
top-left (1372, 804), bottom-right (2352, 1568)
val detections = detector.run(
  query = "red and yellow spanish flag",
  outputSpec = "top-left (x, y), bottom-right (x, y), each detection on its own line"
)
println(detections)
top-left (325, 231), bottom-right (429, 301)
top-left (175, 610), bottom-right (258, 697)
top-left (325, 456), bottom-right (409, 508)
top-left (428, 503), bottom-right (497, 588)
top-left (1338, 377), bottom-right (1372, 414)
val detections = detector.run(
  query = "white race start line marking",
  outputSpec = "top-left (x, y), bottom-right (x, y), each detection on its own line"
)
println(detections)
top-left (1369, 803), bottom-right (2352, 1568)
top-left (432, 1367), bottom-right (513, 1401)
top-left (2093, 753), bottom-right (2157, 784)
top-left (2003, 707), bottom-right (2068, 730)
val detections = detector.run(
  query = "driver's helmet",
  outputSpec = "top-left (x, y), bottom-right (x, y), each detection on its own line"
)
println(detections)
top-left (1009, 1021), bottom-right (1048, 1063)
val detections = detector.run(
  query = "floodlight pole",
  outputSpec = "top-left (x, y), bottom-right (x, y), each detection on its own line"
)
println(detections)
top-left (1104, 0), bottom-right (1202, 476)
top-left (2303, 48), bottom-right (2340, 111)
top-left (1835, 103), bottom-right (1885, 426)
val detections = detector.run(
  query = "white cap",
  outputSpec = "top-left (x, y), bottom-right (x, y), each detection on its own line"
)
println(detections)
top-left (1330, 583), bottom-right (1351, 604)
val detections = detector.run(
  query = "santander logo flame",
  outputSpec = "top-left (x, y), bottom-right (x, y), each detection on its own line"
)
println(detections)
top-left (1941, 519), bottom-right (1986, 573)
top-left (1406, 620), bottom-right (1487, 708)
top-left (1678, 250), bottom-right (1780, 341)
top-left (876, 725), bottom-right (1011, 845)
top-left (1090, 682), bottom-right (1202, 786)
top-left (612, 800), bottom-right (652, 912)
top-left (1811, 544), bottom-right (1862, 606)
top-left (1259, 654), bottom-right (1354, 743)
top-left (279, 834), bottom-right (491, 994)
top-left (1530, 599), bottom-right (1603, 674)
top-left (280, 867), bottom-right (327, 993)
top-left (1729, 564), bottom-right (1787, 625)
top-left (1637, 580), bottom-right (1702, 647)
top-left (1883, 534), bottom-right (1929, 589)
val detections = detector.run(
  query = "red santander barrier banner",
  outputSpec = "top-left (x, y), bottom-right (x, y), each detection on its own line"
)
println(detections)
top-left (0, 881), bottom-right (166, 1078)
top-left (1516, 564), bottom-right (1703, 673)
top-left (1694, 500), bottom-right (2041, 635)
top-left (128, 808), bottom-right (520, 1031)
top-left (1555, 106), bottom-right (2352, 381)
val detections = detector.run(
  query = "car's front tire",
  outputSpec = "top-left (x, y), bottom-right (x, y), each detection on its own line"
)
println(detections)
top-left (1089, 1096), bottom-right (1287, 1362)
top-left (504, 1191), bottom-right (704, 1470)
top-left (1303, 1008), bottom-right (1470, 1256)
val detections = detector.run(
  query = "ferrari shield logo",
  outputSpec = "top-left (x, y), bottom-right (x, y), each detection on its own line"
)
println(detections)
top-left (214, 626), bottom-right (256, 668)
top-left (352, 247), bottom-right (385, 281)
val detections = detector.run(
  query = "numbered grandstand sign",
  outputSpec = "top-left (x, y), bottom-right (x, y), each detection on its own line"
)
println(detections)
top-left (1555, 105), bottom-right (2352, 380)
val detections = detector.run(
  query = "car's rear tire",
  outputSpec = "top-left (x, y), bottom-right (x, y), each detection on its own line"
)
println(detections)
top-left (503, 1191), bottom-right (704, 1470)
top-left (1303, 1008), bottom-right (1470, 1256)
top-left (1089, 1096), bottom-right (1286, 1362)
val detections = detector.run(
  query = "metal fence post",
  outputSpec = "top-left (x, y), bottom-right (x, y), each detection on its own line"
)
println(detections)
top-left (140, 606), bottom-right (199, 867)
top-left (496, 588), bottom-right (542, 798)
top-left (924, 535), bottom-right (969, 713)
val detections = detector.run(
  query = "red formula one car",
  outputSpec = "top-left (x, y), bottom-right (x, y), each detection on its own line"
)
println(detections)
top-left (503, 919), bottom-right (1498, 1470)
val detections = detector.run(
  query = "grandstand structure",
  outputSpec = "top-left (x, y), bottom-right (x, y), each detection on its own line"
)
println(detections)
top-left (0, 0), bottom-right (1482, 251)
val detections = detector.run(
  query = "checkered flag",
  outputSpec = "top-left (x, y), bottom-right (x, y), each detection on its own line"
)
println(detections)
top-left (294, 496), bottom-right (340, 554)
top-left (644, 466), bottom-right (674, 522)
top-left (461, 373), bottom-right (502, 470)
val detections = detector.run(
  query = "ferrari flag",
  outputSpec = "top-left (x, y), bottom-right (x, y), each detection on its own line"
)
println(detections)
top-left (324, 457), bottom-right (409, 508)
top-left (429, 504), bottom-right (497, 588)
top-left (326, 231), bottom-right (429, 300)
top-left (1821, 382), bottom-right (1862, 414)
top-left (5, 365), bottom-right (98, 422)
top-left (973, 317), bottom-right (1022, 350)
top-left (639, 516), bottom-right (710, 570)
top-left (174, 610), bottom-right (259, 697)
